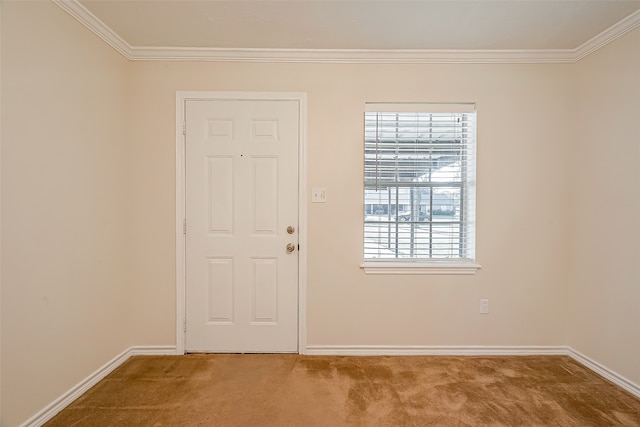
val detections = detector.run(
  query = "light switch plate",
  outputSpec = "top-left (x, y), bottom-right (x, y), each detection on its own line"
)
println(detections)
top-left (312, 188), bottom-right (327, 203)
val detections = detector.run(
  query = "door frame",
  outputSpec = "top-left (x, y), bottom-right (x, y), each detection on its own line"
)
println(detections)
top-left (175, 91), bottom-right (308, 355)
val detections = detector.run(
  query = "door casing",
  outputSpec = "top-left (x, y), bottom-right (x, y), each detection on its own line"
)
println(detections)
top-left (176, 91), bottom-right (308, 355)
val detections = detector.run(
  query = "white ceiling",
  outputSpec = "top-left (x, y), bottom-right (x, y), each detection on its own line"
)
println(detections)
top-left (58, 0), bottom-right (640, 62)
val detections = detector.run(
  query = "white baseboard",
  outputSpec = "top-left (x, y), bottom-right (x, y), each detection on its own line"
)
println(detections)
top-left (567, 347), bottom-right (640, 399)
top-left (21, 344), bottom-right (638, 426)
top-left (304, 345), bottom-right (640, 399)
top-left (129, 345), bottom-right (178, 357)
top-left (304, 344), bottom-right (569, 356)
top-left (21, 345), bottom-right (178, 427)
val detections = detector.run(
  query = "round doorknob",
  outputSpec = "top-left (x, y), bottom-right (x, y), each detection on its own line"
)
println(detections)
top-left (286, 243), bottom-right (296, 253)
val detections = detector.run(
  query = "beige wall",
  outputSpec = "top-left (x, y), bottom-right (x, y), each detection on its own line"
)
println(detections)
top-left (128, 60), bottom-right (571, 348)
top-left (1, 2), bottom-right (132, 425)
top-left (1, 1), bottom-right (638, 425)
top-left (567, 27), bottom-right (640, 386)
top-left (0, 2), bottom-right (3, 424)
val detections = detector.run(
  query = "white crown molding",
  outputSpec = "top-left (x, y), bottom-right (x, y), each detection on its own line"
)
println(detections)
top-left (574, 8), bottom-right (640, 61)
top-left (130, 46), bottom-right (577, 64)
top-left (51, 0), bottom-right (133, 60)
top-left (53, 0), bottom-right (640, 64)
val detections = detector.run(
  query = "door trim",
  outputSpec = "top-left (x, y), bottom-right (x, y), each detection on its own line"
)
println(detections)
top-left (175, 91), bottom-right (308, 355)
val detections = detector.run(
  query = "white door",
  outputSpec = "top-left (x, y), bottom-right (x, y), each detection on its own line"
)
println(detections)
top-left (185, 99), bottom-right (299, 353)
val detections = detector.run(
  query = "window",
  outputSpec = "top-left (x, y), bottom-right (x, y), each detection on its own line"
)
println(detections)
top-left (363, 103), bottom-right (478, 274)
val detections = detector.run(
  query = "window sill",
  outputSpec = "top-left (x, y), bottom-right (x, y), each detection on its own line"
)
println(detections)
top-left (360, 261), bottom-right (481, 275)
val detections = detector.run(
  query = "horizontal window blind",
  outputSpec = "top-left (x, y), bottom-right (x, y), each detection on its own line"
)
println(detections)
top-left (364, 106), bottom-right (476, 261)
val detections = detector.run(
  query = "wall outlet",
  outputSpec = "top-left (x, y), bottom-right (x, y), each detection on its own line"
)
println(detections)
top-left (480, 299), bottom-right (489, 314)
top-left (311, 188), bottom-right (327, 203)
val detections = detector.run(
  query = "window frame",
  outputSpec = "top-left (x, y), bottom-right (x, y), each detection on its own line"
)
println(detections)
top-left (361, 103), bottom-right (481, 275)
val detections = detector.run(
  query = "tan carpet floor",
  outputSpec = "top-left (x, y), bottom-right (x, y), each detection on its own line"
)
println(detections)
top-left (45, 354), bottom-right (640, 426)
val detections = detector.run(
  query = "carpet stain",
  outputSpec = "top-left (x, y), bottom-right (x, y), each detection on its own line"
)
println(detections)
top-left (299, 356), bottom-right (335, 379)
top-left (44, 355), bottom-right (640, 427)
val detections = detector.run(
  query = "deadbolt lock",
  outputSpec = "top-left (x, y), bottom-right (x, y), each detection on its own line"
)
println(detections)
top-left (287, 226), bottom-right (295, 234)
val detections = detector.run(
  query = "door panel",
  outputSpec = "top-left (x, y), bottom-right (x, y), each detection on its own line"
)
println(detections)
top-left (207, 156), bottom-right (233, 234)
top-left (185, 99), bottom-right (299, 353)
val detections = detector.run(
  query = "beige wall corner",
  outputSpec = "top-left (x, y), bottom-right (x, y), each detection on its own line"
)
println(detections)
top-left (0, 1), bottom-right (3, 423)
top-left (1, 2), bottom-right (132, 425)
top-left (567, 26), bottom-right (640, 388)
